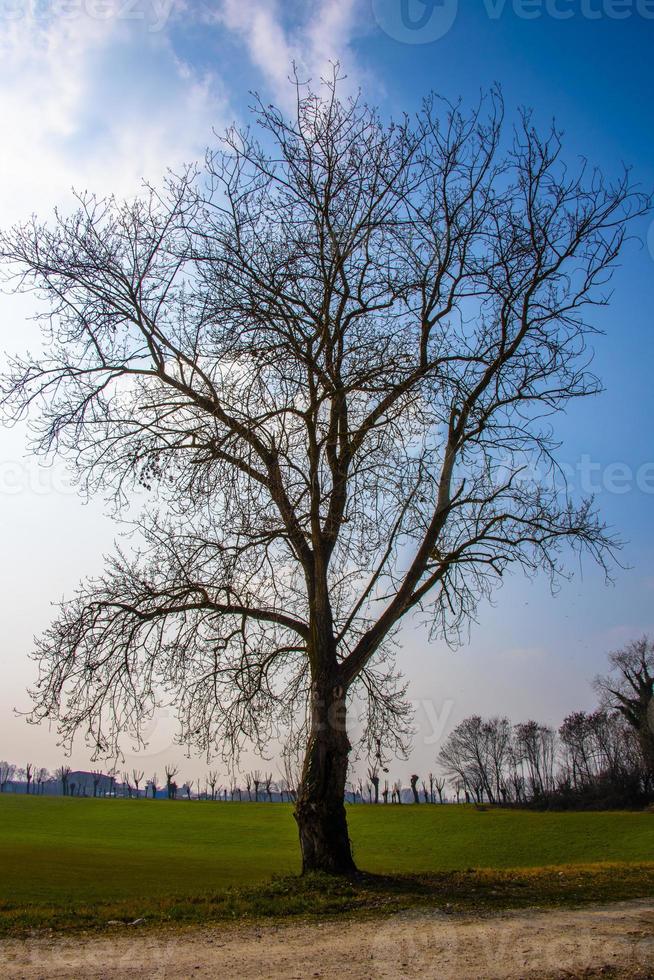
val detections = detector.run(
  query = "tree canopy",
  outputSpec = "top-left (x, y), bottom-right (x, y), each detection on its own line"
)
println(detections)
top-left (1, 71), bottom-right (648, 871)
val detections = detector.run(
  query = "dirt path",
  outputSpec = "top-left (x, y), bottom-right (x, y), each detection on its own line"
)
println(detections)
top-left (2, 900), bottom-right (653, 979)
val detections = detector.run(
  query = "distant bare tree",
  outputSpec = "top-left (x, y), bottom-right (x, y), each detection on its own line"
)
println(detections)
top-left (208, 770), bottom-right (219, 801)
top-left (410, 774), bottom-right (420, 804)
top-left (558, 709), bottom-right (639, 791)
top-left (252, 771), bottom-right (262, 803)
top-left (245, 773), bottom-right (253, 802)
top-left (382, 780), bottom-right (389, 804)
top-left (279, 736), bottom-right (303, 803)
top-left (147, 774), bottom-right (158, 799)
top-left (24, 762), bottom-right (33, 795)
top-left (393, 780), bottom-right (402, 804)
top-left (596, 637), bottom-right (654, 779)
top-left (131, 769), bottom-right (144, 798)
top-left (513, 721), bottom-right (556, 798)
top-left (264, 773), bottom-right (274, 803)
top-left (164, 765), bottom-right (179, 800)
top-left (439, 716), bottom-right (511, 803)
top-left (368, 767), bottom-right (380, 805)
top-left (433, 775), bottom-right (446, 805)
top-left (486, 717), bottom-right (513, 803)
top-left (55, 765), bottom-right (71, 797)
top-left (36, 767), bottom-right (49, 795)
top-left (3, 72), bottom-right (646, 872)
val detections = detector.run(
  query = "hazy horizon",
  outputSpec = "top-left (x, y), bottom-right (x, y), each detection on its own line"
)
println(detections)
top-left (1, 0), bottom-right (653, 786)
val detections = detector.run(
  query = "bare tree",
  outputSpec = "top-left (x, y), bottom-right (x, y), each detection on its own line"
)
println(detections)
top-left (410, 774), bottom-right (420, 804)
top-left (147, 773), bottom-right (158, 799)
top-left (1, 72), bottom-right (646, 873)
top-left (433, 775), bottom-right (446, 804)
top-left (368, 767), bottom-right (380, 804)
top-left (558, 708), bottom-right (640, 792)
top-left (382, 780), bottom-right (389, 804)
top-left (36, 767), bottom-right (49, 795)
top-left (486, 717), bottom-right (513, 803)
top-left (439, 716), bottom-right (492, 802)
top-left (264, 773), bottom-right (274, 802)
top-left (208, 770), bottom-right (219, 801)
top-left (164, 765), bottom-right (179, 800)
top-left (513, 720), bottom-right (556, 798)
top-left (131, 769), bottom-right (144, 798)
top-left (595, 637), bottom-right (654, 779)
top-left (55, 765), bottom-right (71, 797)
top-left (252, 771), bottom-right (261, 804)
top-left (24, 762), bottom-right (33, 795)
top-left (279, 738), bottom-right (303, 803)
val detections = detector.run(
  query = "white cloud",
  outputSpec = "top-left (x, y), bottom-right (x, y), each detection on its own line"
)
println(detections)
top-left (215, 0), bottom-right (365, 108)
top-left (0, 4), bottom-right (231, 769)
top-left (0, 6), bottom-right (227, 225)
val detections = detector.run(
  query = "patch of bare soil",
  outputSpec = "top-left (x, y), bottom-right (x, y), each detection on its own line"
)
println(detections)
top-left (1, 900), bottom-right (653, 979)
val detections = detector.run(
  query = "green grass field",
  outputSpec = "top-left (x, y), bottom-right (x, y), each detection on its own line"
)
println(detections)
top-left (0, 796), bottom-right (652, 933)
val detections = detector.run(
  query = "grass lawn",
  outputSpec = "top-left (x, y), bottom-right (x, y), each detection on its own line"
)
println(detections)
top-left (0, 795), bottom-right (652, 934)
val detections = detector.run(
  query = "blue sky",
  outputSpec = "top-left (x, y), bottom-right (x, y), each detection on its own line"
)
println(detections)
top-left (0, 0), bottom-right (652, 781)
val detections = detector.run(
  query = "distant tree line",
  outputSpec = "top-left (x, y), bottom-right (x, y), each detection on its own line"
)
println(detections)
top-left (437, 638), bottom-right (654, 809)
top-left (0, 763), bottom-right (301, 803)
top-left (2, 639), bottom-right (651, 808)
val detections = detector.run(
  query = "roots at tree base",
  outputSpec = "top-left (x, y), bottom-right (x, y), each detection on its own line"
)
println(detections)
top-left (294, 795), bottom-right (357, 875)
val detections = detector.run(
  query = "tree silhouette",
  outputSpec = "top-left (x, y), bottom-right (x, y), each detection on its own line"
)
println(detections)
top-left (596, 636), bottom-right (654, 780)
top-left (1, 72), bottom-right (647, 872)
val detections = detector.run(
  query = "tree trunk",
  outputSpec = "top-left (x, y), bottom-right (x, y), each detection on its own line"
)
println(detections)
top-left (294, 678), bottom-right (356, 875)
top-left (638, 721), bottom-right (654, 783)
